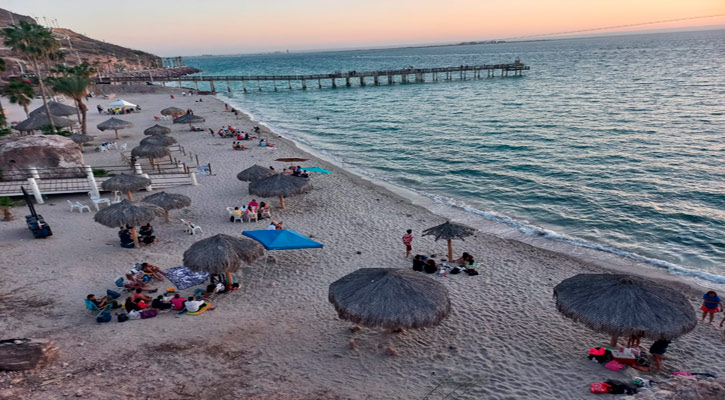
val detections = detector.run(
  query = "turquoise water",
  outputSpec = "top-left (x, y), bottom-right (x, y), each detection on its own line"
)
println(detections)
top-left (184, 30), bottom-right (725, 284)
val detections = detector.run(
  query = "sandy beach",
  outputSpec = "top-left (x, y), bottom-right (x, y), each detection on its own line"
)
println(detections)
top-left (1, 87), bottom-right (723, 400)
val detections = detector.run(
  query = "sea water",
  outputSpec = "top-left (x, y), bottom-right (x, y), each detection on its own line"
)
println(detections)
top-left (183, 30), bottom-right (725, 284)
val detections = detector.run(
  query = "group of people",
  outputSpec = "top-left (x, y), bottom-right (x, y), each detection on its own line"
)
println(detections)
top-left (229, 199), bottom-right (272, 222)
top-left (97, 105), bottom-right (141, 115)
top-left (232, 141), bottom-right (247, 150)
top-left (118, 223), bottom-right (156, 248)
top-left (259, 138), bottom-right (274, 147)
top-left (281, 165), bottom-right (308, 178)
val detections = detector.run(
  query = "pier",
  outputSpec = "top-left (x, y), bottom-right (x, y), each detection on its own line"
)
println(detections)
top-left (95, 62), bottom-right (530, 93)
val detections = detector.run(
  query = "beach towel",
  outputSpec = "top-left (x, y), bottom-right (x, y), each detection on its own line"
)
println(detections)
top-left (164, 266), bottom-right (209, 290)
top-left (186, 301), bottom-right (211, 315)
top-left (605, 360), bottom-right (626, 372)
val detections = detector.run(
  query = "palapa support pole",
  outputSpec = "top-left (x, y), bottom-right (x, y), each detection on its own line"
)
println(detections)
top-left (127, 191), bottom-right (134, 201)
top-left (114, 129), bottom-right (119, 139)
top-left (610, 335), bottom-right (618, 347)
top-left (131, 226), bottom-right (140, 248)
top-left (225, 272), bottom-right (234, 287)
top-left (447, 239), bottom-right (453, 262)
top-left (164, 210), bottom-right (170, 223)
top-left (279, 195), bottom-right (285, 209)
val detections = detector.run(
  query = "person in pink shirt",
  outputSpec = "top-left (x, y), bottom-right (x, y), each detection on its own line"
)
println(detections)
top-left (170, 294), bottom-right (186, 311)
top-left (402, 229), bottom-right (413, 258)
top-left (247, 199), bottom-right (259, 209)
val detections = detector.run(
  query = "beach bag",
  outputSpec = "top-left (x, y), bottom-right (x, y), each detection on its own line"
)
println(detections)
top-left (117, 313), bottom-right (129, 323)
top-left (605, 360), bottom-right (626, 372)
top-left (96, 311), bottom-right (112, 324)
top-left (106, 289), bottom-right (121, 299)
top-left (140, 309), bottom-right (158, 319)
top-left (464, 268), bottom-right (479, 276)
top-left (590, 382), bottom-right (611, 394)
top-left (129, 310), bottom-right (141, 320)
top-left (450, 267), bottom-right (461, 274)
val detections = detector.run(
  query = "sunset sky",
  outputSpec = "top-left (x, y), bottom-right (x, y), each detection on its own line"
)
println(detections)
top-left (3, 0), bottom-right (724, 55)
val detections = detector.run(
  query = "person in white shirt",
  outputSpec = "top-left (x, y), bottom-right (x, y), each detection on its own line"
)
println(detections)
top-left (184, 296), bottom-right (207, 313)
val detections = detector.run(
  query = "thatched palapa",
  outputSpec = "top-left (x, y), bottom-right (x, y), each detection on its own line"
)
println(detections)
top-left (422, 221), bottom-right (475, 262)
top-left (93, 199), bottom-right (164, 248)
top-left (142, 191), bottom-right (191, 222)
top-left (329, 268), bottom-right (451, 330)
top-left (237, 165), bottom-right (275, 182)
top-left (29, 101), bottom-right (77, 117)
top-left (100, 173), bottom-right (151, 200)
top-left (131, 144), bottom-right (170, 159)
top-left (161, 107), bottom-right (185, 116)
top-left (554, 274), bottom-right (697, 345)
top-left (173, 113), bottom-right (205, 130)
top-left (248, 174), bottom-right (312, 209)
top-left (97, 117), bottom-right (133, 139)
top-left (183, 234), bottom-right (264, 283)
top-left (140, 135), bottom-right (177, 147)
top-left (143, 124), bottom-right (172, 136)
top-left (14, 113), bottom-right (74, 132)
top-left (68, 134), bottom-right (94, 145)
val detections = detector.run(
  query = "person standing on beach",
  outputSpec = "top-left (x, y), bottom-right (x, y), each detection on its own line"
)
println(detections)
top-left (402, 229), bottom-right (413, 258)
top-left (701, 291), bottom-right (722, 323)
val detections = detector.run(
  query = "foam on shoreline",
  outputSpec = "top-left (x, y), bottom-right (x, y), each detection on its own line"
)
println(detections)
top-left (219, 92), bottom-right (725, 292)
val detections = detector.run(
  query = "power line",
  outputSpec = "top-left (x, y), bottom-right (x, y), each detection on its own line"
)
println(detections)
top-left (501, 13), bottom-right (725, 41)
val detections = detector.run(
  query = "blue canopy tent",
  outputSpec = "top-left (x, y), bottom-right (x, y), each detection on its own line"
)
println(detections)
top-left (242, 229), bottom-right (323, 285)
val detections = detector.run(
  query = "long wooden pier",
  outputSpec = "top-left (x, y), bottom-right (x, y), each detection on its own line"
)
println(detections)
top-left (95, 62), bottom-right (529, 93)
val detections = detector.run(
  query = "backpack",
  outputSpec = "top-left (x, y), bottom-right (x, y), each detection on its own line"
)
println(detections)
top-left (117, 313), bottom-right (129, 323)
top-left (96, 311), bottom-right (112, 324)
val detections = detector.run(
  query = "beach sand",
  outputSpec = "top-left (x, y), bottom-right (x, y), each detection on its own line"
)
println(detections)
top-left (0, 88), bottom-right (723, 399)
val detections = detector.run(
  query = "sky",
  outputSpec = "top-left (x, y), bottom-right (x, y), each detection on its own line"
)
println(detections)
top-left (3, 0), bottom-right (724, 56)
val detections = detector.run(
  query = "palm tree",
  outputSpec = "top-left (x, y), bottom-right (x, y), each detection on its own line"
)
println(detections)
top-left (3, 80), bottom-right (34, 117)
top-left (50, 63), bottom-right (94, 134)
top-left (3, 21), bottom-right (60, 132)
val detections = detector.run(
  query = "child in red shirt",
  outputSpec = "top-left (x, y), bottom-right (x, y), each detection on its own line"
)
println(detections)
top-left (402, 229), bottom-right (413, 258)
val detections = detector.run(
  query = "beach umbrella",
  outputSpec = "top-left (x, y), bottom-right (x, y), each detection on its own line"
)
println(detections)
top-left (275, 157), bottom-right (309, 162)
top-left (236, 165), bottom-right (275, 182)
top-left (29, 101), bottom-right (77, 117)
top-left (14, 113), bottom-right (74, 132)
top-left (161, 107), bottom-right (185, 116)
top-left (173, 114), bottom-right (205, 130)
top-left (93, 199), bottom-right (164, 248)
top-left (183, 233), bottom-right (265, 284)
top-left (140, 135), bottom-right (177, 147)
top-left (97, 117), bottom-right (133, 139)
top-left (248, 174), bottom-right (312, 209)
top-left (554, 274), bottom-right (697, 347)
top-left (142, 191), bottom-right (191, 222)
top-left (422, 221), bottom-right (475, 262)
top-left (100, 173), bottom-right (151, 201)
top-left (301, 166), bottom-right (332, 174)
top-left (143, 124), bottom-right (171, 136)
top-left (328, 268), bottom-right (451, 331)
top-left (131, 144), bottom-right (171, 167)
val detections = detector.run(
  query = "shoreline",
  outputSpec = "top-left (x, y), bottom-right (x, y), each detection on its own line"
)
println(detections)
top-left (217, 92), bottom-right (724, 295)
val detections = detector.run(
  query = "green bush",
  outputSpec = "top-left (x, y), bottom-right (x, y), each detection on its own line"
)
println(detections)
top-left (92, 168), bottom-right (109, 177)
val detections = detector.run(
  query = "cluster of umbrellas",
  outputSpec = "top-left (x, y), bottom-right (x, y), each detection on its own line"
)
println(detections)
top-left (14, 102), bottom-right (77, 132)
top-left (237, 164), bottom-right (312, 209)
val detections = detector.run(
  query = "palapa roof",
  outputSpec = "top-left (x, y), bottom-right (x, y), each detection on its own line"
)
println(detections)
top-left (96, 117), bottom-right (133, 131)
top-left (237, 165), bottom-right (276, 182)
top-left (248, 174), bottom-right (312, 197)
top-left (173, 114), bottom-right (204, 124)
top-left (29, 101), bottom-right (78, 117)
top-left (422, 221), bottom-right (475, 241)
top-left (553, 273), bottom-right (697, 340)
top-left (131, 144), bottom-right (170, 158)
top-left (100, 174), bottom-right (151, 192)
top-left (183, 234), bottom-right (265, 274)
top-left (160, 107), bottom-right (185, 116)
top-left (14, 113), bottom-right (74, 131)
top-left (93, 199), bottom-right (164, 227)
top-left (68, 134), bottom-right (94, 144)
top-left (140, 135), bottom-right (177, 147)
top-left (143, 124), bottom-right (171, 135)
top-left (328, 268), bottom-right (451, 330)
top-left (142, 191), bottom-right (191, 211)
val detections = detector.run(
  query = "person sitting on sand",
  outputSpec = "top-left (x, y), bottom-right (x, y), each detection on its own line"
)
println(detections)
top-left (123, 273), bottom-right (157, 292)
top-left (455, 252), bottom-right (475, 266)
top-left (244, 132), bottom-right (250, 140)
top-left (133, 298), bottom-right (148, 309)
top-left (257, 202), bottom-right (268, 219)
top-left (170, 294), bottom-right (186, 311)
top-left (151, 295), bottom-right (172, 311)
top-left (87, 294), bottom-right (116, 309)
top-left (139, 224), bottom-right (156, 245)
top-left (266, 221), bottom-right (277, 231)
top-left (282, 168), bottom-right (292, 175)
top-left (118, 227), bottom-right (134, 248)
top-left (274, 221), bottom-right (283, 230)
top-left (132, 288), bottom-right (153, 304)
top-left (124, 297), bottom-right (143, 312)
top-left (701, 291), bottom-right (722, 323)
top-left (412, 255), bottom-right (425, 272)
top-left (424, 259), bottom-right (438, 274)
top-left (140, 262), bottom-right (164, 280)
top-left (232, 141), bottom-right (239, 150)
top-left (185, 295), bottom-right (208, 313)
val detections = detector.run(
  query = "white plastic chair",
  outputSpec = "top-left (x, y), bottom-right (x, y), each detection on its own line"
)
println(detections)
top-left (100, 145), bottom-right (110, 152)
top-left (180, 218), bottom-right (203, 235)
top-left (67, 200), bottom-right (90, 213)
top-left (261, 207), bottom-right (272, 219)
top-left (119, 143), bottom-right (128, 151)
top-left (246, 208), bottom-right (258, 223)
top-left (107, 141), bottom-right (118, 150)
top-left (111, 191), bottom-right (122, 204)
top-left (88, 192), bottom-right (111, 211)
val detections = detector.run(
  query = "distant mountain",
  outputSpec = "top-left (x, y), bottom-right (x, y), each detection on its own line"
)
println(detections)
top-left (0, 8), bottom-right (161, 74)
